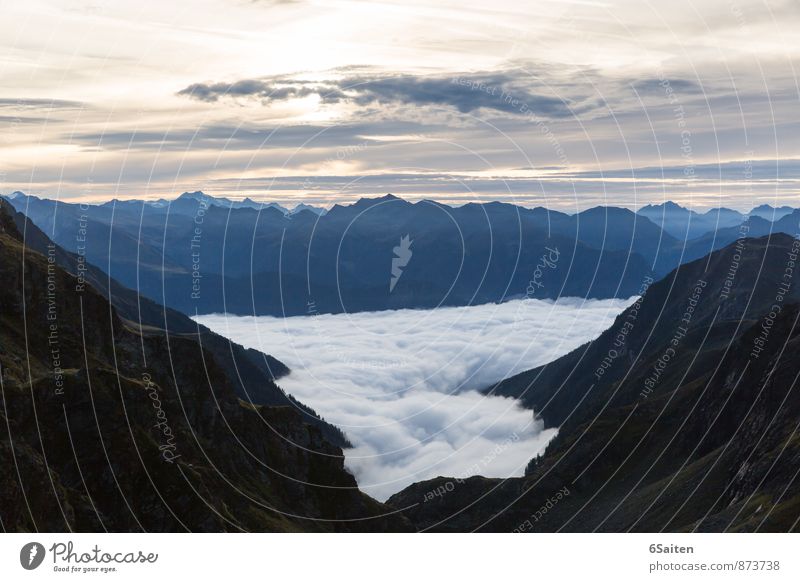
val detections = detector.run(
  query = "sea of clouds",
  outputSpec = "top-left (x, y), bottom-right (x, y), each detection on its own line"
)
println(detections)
top-left (195, 296), bottom-right (633, 501)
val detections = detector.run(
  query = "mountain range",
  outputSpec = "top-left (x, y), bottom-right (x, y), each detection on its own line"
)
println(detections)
top-left (85, 191), bottom-right (328, 216)
top-left (638, 200), bottom-right (795, 239)
top-left (6, 191), bottom-right (798, 318)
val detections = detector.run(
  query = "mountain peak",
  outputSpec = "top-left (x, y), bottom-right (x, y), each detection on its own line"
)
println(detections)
top-left (0, 198), bottom-right (24, 242)
top-left (639, 200), bottom-right (688, 212)
top-left (702, 206), bottom-right (741, 218)
top-left (362, 193), bottom-right (400, 202)
top-left (352, 193), bottom-right (406, 208)
top-left (177, 190), bottom-right (209, 201)
top-left (748, 204), bottom-right (796, 221)
top-left (290, 202), bottom-right (327, 216)
top-left (3, 191), bottom-right (38, 203)
top-left (580, 205), bottom-right (634, 216)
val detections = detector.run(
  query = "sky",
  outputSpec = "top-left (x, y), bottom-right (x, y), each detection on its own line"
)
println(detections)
top-left (196, 296), bottom-right (634, 501)
top-left (0, 0), bottom-right (799, 210)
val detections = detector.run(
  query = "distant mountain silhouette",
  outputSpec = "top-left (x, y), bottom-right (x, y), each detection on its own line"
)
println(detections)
top-left (637, 201), bottom-right (745, 239)
top-left (8, 192), bottom-right (798, 318)
top-left (637, 200), bottom-right (797, 241)
top-left (0, 192), bottom-right (704, 317)
top-left (749, 204), bottom-right (795, 221)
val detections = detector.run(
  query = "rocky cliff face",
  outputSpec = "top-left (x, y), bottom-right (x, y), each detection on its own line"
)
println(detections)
top-left (389, 234), bottom-right (800, 532)
top-left (0, 202), bottom-right (409, 532)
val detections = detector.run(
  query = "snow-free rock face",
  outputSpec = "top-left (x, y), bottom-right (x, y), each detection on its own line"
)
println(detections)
top-left (0, 200), bottom-right (409, 532)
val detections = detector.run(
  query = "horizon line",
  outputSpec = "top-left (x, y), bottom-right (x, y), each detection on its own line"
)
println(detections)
top-left (4, 190), bottom-right (799, 216)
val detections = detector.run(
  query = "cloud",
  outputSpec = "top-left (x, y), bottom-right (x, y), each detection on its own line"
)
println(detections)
top-left (563, 158), bottom-right (800, 182)
top-left (345, 74), bottom-right (573, 117)
top-left (67, 120), bottom-right (434, 151)
top-left (631, 78), bottom-right (703, 95)
top-left (178, 78), bottom-right (348, 104)
top-left (177, 72), bottom-right (578, 118)
top-left (0, 115), bottom-right (63, 124)
top-left (0, 98), bottom-right (86, 110)
top-left (196, 296), bottom-right (633, 500)
top-left (4, 0), bottom-right (800, 207)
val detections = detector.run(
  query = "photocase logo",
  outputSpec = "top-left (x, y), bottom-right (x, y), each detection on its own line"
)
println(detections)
top-left (389, 235), bottom-right (413, 293)
top-left (20, 542), bottom-right (45, 570)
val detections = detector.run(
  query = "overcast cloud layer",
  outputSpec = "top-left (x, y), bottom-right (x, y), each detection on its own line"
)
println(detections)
top-left (1, 0), bottom-right (798, 209)
top-left (196, 297), bottom-right (634, 500)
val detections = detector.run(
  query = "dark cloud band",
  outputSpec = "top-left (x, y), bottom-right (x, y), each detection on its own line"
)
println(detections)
top-left (177, 72), bottom-right (577, 118)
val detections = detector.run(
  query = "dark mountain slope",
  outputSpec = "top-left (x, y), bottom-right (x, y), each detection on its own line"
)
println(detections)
top-left (2, 200), bottom-right (348, 447)
top-left (488, 233), bottom-right (800, 430)
top-left (388, 233), bottom-right (800, 532)
top-left (0, 203), bottom-right (405, 531)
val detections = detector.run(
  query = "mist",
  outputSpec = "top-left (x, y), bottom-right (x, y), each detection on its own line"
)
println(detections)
top-left (196, 297), bottom-right (633, 500)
